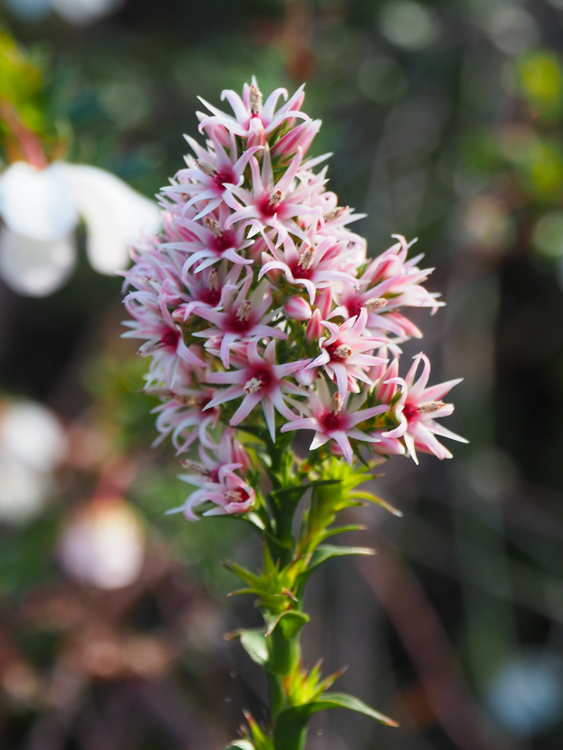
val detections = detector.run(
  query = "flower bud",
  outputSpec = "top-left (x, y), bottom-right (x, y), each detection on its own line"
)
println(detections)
top-left (172, 307), bottom-right (185, 322)
top-left (315, 288), bottom-right (332, 319)
top-left (370, 435), bottom-right (405, 456)
top-left (284, 296), bottom-right (312, 321)
top-left (272, 119), bottom-right (321, 159)
top-left (306, 309), bottom-right (323, 342)
top-left (374, 357), bottom-right (399, 404)
top-left (295, 367), bottom-right (317, 386)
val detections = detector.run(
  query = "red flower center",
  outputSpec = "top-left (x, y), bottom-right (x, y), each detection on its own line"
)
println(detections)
top-left (259, 191), bottom-right (285, 218)
top-left (201, 287), bottom-right (221, 306)
top-left (403, 403), bottom-right (420, 420)
top-left (226, 487), bottom-right (250, 503)
top-left (213, 169), bottom-right (234, 189)
top-left (161, 329), bottom-right (179, 350)
top-left (326, 343), bottom-right (353, 361)
top-left (292, 262), bottom-right (312, 280)
top-left (347, 299), bottom-right (362, 318)
top-left (214, 230), bottom-right (234, 253)
top-left (322, 411), bottom-right (342, 431)
top-left (228, 313), bottom-right (252, 333)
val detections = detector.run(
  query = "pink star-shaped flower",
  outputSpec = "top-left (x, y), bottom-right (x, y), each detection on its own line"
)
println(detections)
top-left (281, 378), bottom-right (389, 465)
top-left (307, 308), bottom-right (387, 398)
top-left (205, 340), bottom-right (309, 441)
top-left (382, 353), bottom-right (467, 463)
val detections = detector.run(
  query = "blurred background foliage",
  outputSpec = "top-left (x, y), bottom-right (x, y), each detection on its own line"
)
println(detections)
top-left (1, 0), bottom-right (563, 749)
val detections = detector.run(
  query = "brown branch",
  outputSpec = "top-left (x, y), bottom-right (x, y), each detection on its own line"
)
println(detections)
top-left (357, 539), bottom-right (514, 750)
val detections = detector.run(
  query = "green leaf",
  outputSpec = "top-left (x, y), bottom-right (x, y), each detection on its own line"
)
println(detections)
top-left (237, 424), bottom-right (268, 440)
top-left (226, 742), bottom-right (255, 750)
top-left (242, 512), bottom-right (267, 531)
top-left (297, 545), bottom-right (375, 584)
top-left (353, 491), bottom-right (402, 517)
top-left (224, 561), bottom-right (261, 588)
top-left (230, 628), bottom-right (268, 667)
top-left (315, 693), bottom-right (399, 725)
top-left (265, 609), bottom-right (310, 638)
top-left (271, 479), bottom-right (338, 502)
top-left (319, 524), bottom-right (367, 541)
top-left (273, 692), bottom-right (398, 750)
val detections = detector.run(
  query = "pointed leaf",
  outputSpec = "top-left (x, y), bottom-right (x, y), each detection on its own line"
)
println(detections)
top-left (314, 693), bottom-right (399, 726)
top-left (265, 609), bottom-right (310, 638)
top-left (239, 629), bottom-right (269, 667)
top-left (320, 524), bottom-right (367, 541)
top-left (240, 512), bottom-right (267, 531)
top-left (354, 491), bottom-right (402, 517)
top-left (227, 588), bottom-right (255, 597)
top-left (273, 692), bottom-right (398, 750)
top-left (224, 561), bottom-right (261, 589)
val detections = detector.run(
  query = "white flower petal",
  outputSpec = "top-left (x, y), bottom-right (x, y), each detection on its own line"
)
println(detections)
top-left (0, 227), bottom-right (76, 297)
top-left (59, 499), bottom-right (145, 589)
top-left (0, 449), bottom-right (50, 525)
top-left (63, 164), bottom-right (161, 274)
top-left (0, 161), bottom-right (78, 241)
top-left (0, 400), bottom-right (68, 473)
top-left (51, 0), bottom-right (125, 25)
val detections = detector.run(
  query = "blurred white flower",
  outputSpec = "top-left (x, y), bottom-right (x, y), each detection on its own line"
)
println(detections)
top-left (4, 0), bottom-right (125, 25)
top-left (0, 161), bottom-right (161, 297)
top-left (59, 497), bottom-right (145, 589)
top-left (0, 399), bottom-right (68, 523)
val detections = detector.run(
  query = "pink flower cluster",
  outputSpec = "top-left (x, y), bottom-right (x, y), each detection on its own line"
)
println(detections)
top-left (122, 79), bottom-right (466, 521)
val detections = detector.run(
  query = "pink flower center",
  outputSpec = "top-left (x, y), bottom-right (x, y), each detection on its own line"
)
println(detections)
top-left (228, 312), bottom-right (252, 333)
top-left (292, 261), bottom-right (312, 280)
top-left (346, 299), bottom-right (363, 318)
top-left (214, 169), bottom-right (234, 189)
top-left (214, 230), bottom-right (234, 253)
top-left (225, 487), bottom-right (250, 503)
top-left (201, 287), bottom-right (221, 306)
top-left (403, 403), bottom-right (417, 420)
top-left (161, 328), bottom-right (179, 350)
top-left (244, 369), bottom-right (272, 394)
top-left (326, 343), bottom-right (353, 361)
top-left (260, 190), bottom-right (285, 218)
top-left (322, 411), bottom-right (342, 431)
top-left (228, 300), bottom-right (253, 333)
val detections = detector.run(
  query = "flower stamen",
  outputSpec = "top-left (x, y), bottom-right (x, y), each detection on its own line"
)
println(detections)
top-left (268, 189), bottom-right (285, 210)
top-left (180, 459), bottom-right (210, 475)
top-left (196, 160), bottom-right (218, 177)
top-left (324, 206), bottom-right (347, 223)
top-left (363, 297), bottom-right (387, 312)
top-left (298, 247), bottom-right (315, 270)
top-left (225, 489), bottom-right (249, 503)
top-left (208, 268), bottom-right (219, 290)
top-left (236, 300), bottom-right (252, 321)
top-left (333, 344), bottom-right (353, 359)
top-left (249, 84), bottom-right (263, 116)
top-left (204, 217), bottom-right (224, 237)
top-left (243, 377), bottom-right (264, 394)
top-left (175, 395), bottom-right (201, 407)
top-left (331, 393), bottom-right (343, 415)
top-left (418, 400), bottom-right (446, 414)
top-left (405, 400), bottom-right (446, 419)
